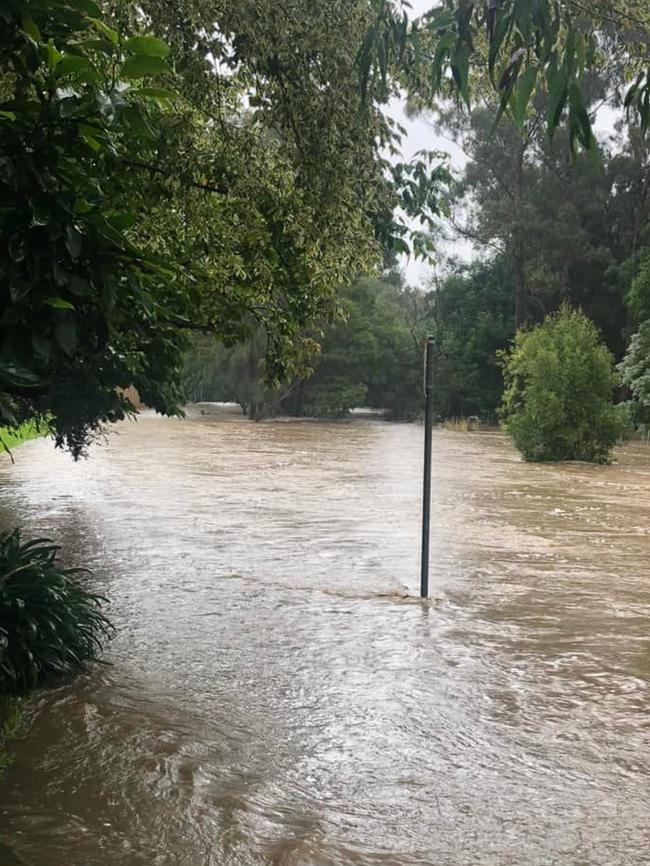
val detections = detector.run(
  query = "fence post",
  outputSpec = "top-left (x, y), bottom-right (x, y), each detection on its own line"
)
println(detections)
top-left (420, 336), bottom-right (434, 598)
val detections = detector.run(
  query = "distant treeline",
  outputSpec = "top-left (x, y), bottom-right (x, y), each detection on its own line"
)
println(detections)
top-left (181, 262), bottom-right (510, 421)
top-left (183, 109), bottom-right (650, 424)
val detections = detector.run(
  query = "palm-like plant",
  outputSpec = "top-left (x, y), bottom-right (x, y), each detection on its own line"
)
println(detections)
top-left (0, 530), bottom-right (114, 693)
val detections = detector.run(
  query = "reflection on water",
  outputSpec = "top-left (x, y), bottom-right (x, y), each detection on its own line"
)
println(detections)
top-left (0, 409), bottom-right (649, 865)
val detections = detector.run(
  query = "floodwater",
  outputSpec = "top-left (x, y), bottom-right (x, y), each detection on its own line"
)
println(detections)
top-left (0, 409), bottom-right (649, 866)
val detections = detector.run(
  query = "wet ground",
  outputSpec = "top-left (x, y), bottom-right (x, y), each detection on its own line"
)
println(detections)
top-left (0, 410), bottom-right (648, 865)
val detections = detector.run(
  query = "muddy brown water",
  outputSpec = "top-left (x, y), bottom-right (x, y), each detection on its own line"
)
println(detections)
top-left (0, 410), bottom-right (649, 866)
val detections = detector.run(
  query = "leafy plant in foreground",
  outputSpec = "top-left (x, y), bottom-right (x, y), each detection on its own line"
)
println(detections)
top-left (0, 530), bottom-right (114, 693)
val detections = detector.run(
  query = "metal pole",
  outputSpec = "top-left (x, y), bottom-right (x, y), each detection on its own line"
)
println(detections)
top-left (420, 336), bottom-right (434, 598)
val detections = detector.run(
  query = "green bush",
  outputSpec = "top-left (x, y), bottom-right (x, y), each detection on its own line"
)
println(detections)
top-left (0, 530), bottom-right (114, 694)
top-left (618, 320), bottom-right (650, 423)
top-left (500, 305), bottom-right (622, 462)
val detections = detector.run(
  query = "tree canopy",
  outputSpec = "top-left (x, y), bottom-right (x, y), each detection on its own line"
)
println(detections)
top-left (394, 0), bottom-right (650, 154)
top-left (500, 305), bottom-right (622, 461)
top-left (0, 0), bottom-right (446, 455)
top-left (4, 0), bottom-right (650, 455)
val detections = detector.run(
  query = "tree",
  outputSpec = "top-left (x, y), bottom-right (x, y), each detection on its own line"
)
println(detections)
top-left (429, 257), bottom-right (514, 417)
top-left (400, 1), bottom-right (650, 154)
top-left (1, 0), bottom-right (447, 456)
top-left (0, 1), bottom-right (194, 456)
top-left (619, 319), bottom-right (650, 420)
top-left (291, 276), bottom-right (426, 419)
top-left (181, 274), bottom-right (429, 420)
top-left (431, 80), bottom-right (642, 339)
top-left (500, 305), bottom-right (622, 462)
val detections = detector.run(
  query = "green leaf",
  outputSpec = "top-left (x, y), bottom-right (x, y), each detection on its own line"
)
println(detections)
top-left (55, 319), bottom-right (78, 355)
top-left (88, 18), bottom-right (118, 46)
top-left (65, 224), bottom-right (83, 260)
top-left (431, 31), bottom-right (456, 88)
top-left (20, 13), bottom-right (41, 43)
top-left (66, 0), bottom-right (102, 14)
top-left (43, 297), bottom-right (75, 310)
top-left (108, 212), bottom-right (137, 230)
top-left (78, 122), bottom-right (107, 140)
top-left (56, 55), bottom-right (91, 77)
top-left (451, 40), bottom-right (471, 108)
top-left (80, 133), bottom-right (102, 151)
top-left (124, 104), bottom-right (156, 138)
top-left (513, 66), bottom-right (537, 126)
top-left (79, 38), bottom-right (115, 56)
top-left (42, 42), bottom-right (63, 70)
top-left (32, 334), bottom-right (52, 362)
top-left (487, 13), bottom-right (512, 82)
top-left (121, 55), bottom-right (169, 79)
top-left (124, 36), bottom-right (170, 59)
top-left (568, 82), bottom-right (594, 151)
top-left (546, 58), bottom-right (568, 136)
top-left (390, 237), bottom-right (410, 255)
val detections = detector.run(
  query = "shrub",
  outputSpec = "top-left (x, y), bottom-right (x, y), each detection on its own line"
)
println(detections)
top-left (0, 530), bottom-right (114, 693)
top-left (500, 305), bottom-right (622, 462)
top-left (618, 320), bottom-right (650, 424)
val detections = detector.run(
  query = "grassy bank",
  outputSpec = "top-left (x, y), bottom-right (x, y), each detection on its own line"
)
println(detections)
top-left (0, 420), bottom-right (45, 453)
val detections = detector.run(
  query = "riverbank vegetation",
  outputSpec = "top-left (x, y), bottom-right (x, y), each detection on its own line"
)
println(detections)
top-left (0, 420), bottom-right (44, 454)
top-left (182, 67), bottom-right (650, 436)
top-left (500, 307), bottom-right (623, 462)
top-left (0, 531), bottom-right (113, 694)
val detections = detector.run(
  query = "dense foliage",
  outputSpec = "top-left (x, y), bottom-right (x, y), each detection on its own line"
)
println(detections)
top-left (0, 0), bottom-right (191, 456)
top-left (500, 306), bottom-right (622, 462)
top-left (182, 275), bottom-right (428, 419)
top-left (288, 277), bottom-right (426, 419)
top-left (0, 530), bottom-right (114, 693)
top-left (429, 258), bottom-right (514, 418)
top-left (619, 321), bottom-right (650, 420)
top-left (0, 0), bottom-right (446, 457)
top-left (400, 1), bottom-right (650, 154)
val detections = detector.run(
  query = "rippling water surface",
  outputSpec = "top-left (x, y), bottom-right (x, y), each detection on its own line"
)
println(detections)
top-left (0, 409), bottom-right (649, 865)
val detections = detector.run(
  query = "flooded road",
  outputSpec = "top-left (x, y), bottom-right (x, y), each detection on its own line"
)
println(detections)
top-left (0, 411), bottom-right (649, 866)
